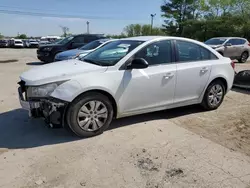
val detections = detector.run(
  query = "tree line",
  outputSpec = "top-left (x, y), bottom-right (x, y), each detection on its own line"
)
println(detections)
top-left (161, 0), bottom-right (250, 41)
top-left (110, 0), bottom-right (250, 41)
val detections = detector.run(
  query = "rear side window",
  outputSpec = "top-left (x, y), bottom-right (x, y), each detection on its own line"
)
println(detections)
top-left (73, 36), bottom-right (85, 43)
top-left (84, 36), bottom-right (98, 43)
top-left (237, 39), bottom-right (246, 45)
top-left (176, 40), bottom-right (217, 62)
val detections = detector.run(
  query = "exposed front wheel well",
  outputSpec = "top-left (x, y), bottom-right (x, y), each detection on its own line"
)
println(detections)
top-left (71, 90), bottom-right (118, 118)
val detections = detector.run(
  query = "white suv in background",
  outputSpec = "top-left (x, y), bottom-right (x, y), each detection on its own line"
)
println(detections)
top-left (205, 37), bottom-right (250, 63)
top-left (18, 36), bottom-right (235, 137)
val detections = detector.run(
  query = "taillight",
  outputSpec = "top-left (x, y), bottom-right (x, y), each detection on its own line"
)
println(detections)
top-left (248, 43), bottom-right (250, 46)
top-left (231, 61), bottom-right (235, 69)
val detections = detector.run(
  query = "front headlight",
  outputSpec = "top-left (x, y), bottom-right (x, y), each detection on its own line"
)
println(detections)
top-left (27, 82), bottom-right (65, 98)
top-left (43, 47), bottom-right (53, 51)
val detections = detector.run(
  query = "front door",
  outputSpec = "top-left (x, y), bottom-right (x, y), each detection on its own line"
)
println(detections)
top-left (118, 40), bottom-right (177, 115)
top-left (224, 39), bottom-right (237, 58)
top-left (174, 40), bottom-right (217, 103)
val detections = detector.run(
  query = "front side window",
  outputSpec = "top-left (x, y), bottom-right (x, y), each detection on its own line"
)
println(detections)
top-left (56, 36), bottom-right (74, 45)
top-left (176, 40), bottom-right (217, 62)
top-left (226, 39), bottom-right (238, 45)
top-left (205, 38), bottom-right (227, 45)
top-left (81, 40), bottom-right (144, 66)
top-left (134, 40), bottom-right (172, 65)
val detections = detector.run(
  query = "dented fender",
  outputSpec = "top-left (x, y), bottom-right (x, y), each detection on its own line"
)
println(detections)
top-left (50, 80), bottom-right (83, 102)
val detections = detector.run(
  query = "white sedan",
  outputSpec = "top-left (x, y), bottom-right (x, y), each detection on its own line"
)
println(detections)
top-left (18, 36), bottom-right (235, 137)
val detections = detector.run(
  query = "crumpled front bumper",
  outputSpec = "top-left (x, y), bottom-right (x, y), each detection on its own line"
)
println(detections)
top-left (18, 86), bottom-right (68, 127)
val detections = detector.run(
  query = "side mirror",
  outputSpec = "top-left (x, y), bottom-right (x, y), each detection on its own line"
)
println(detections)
top-left (225, 43), bottom-right (232, 47)
top-left (127, 58), bottom-right (149, 69)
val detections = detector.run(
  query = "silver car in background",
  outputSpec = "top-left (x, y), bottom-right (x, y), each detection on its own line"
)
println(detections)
top-left (205, 37), bottom-right (250, 63)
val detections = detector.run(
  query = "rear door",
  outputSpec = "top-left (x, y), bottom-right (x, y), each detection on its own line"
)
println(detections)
top-left (174, 40), bottom-right (218, 103)
top-left (234, 39), bottom-right (247, 57)
top-left (71, 36), bottom-right (85, 49)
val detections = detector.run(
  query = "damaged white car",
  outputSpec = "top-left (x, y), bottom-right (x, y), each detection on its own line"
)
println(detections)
top-left (18, 36), bottom-right (235, 137)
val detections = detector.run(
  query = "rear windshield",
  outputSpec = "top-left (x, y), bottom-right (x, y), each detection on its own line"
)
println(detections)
top-left (15, 41), bottom-right (23, 44)
top-left (205, 38), bottom-right (227, 45)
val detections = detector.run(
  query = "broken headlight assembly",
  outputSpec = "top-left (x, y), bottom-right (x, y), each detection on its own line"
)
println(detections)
top-left (27, 81), bottom-right (66, 98)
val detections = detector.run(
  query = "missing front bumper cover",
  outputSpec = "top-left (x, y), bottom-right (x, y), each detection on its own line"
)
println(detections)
top-left (18, 87), bottom-right (68, 127)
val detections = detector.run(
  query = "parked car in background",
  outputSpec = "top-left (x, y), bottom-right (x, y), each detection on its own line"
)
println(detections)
top-left (27, 39), bottom-right (39, 48)
top-left (10, 39), bottom-right (24, 48)
top-left (0, 39), bottom-right (9, 47)
top-left (205, 37), bottom-right (250, 63)
top-left (37, 34), bottom-right (106, 63)
top-left (54, 38), bottom-right (112, 61)
top-left (39, 36), bottom-right (62, 46)
top-left (18, 36), bottom-right (235, 137)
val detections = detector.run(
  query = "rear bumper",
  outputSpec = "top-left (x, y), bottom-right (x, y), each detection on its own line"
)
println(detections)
top-left (18, 86), bottom-right (68, 127)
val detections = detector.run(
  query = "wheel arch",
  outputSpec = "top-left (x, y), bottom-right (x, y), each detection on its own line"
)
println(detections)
top-left (70, 89), bottom-right (118, 118)
top-left (208, 77), bottom-right (228, 93)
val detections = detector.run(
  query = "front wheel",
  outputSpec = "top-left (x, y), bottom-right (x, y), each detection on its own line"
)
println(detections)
top-left (202, 80), bottom-right (225, 110)
top-left (66, 92), bottom-right (114, 137)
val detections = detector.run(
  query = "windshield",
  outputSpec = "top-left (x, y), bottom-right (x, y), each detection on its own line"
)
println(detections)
top-left (56, 36), bottom-right (74, 45)
top-left (205, 38), bottom-right (227, 45)
top-left (81, 40), bottom-right (144, 66)
top-left (80, 40), bottom-right (103, 50)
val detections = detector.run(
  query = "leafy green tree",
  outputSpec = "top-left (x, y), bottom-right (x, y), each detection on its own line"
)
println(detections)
top-left (0, 33), bottom-right (4, 39)
top-left (16, 34), bottom-right (27, 39)
top-left (161, 0), bottom-right (201, 36)
top-left (123, 24), bottom-right (165, 36)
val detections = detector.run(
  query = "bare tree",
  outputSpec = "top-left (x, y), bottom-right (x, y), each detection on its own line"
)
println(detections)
top-left (60, 25), bottom-right (69, 37)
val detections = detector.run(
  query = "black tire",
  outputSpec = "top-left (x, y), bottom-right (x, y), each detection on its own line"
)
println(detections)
top-left (66, 92), bottom-right (114, 137)
top-left (239, 51), bottom-right (248, 63)
top-left (202, 80), bottom-right (225, 110)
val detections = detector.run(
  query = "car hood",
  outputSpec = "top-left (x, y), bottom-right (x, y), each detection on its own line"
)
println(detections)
top-left (20, 59), bottom-right (107, 86)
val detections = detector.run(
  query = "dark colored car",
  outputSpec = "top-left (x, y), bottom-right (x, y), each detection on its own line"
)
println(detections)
top-left (0, 40), bottom-right (9, 47)
top-left (37, 34), bottom-right (106, 63)
top-left (233, 70), bottom-right (250, 89)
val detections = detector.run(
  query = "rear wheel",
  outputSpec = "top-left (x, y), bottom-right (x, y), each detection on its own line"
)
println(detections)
top-left (66, 92), bottom-right (114, 137)
top-left (239, 52), bottom-right (248, 63)
top-left (202, 80), bottom-right (225, 110)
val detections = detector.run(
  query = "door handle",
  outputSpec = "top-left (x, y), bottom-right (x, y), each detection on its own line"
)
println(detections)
top-left (163, 73), bottom-right (174, 79)
top-left (200, 67), bottom-right (209, 73)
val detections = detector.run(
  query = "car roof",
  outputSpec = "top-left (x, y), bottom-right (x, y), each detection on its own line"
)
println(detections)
top-left (96, 38), bottom-right (111, 43)
top-left (122, 36), bottom-right (164, 41)
top-left (211, 37), bottom-right (247, 40)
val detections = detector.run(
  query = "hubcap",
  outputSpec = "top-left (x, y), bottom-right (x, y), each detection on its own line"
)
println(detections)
top-left (208, 84), bottom-right (223, 107)
top-left (242, 53), bottom-right (248, 62)
top-left (77, 100), bottom-right (108, 132)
